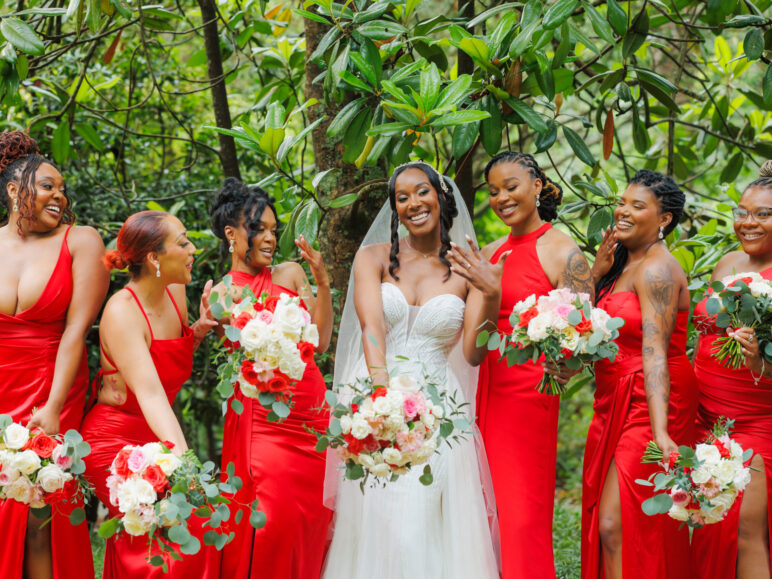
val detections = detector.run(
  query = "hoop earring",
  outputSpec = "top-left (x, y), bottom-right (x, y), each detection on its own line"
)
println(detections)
top-left (658, 226), bottom-right (664, 240)
top-left (229, 239), bottom-right (235, 254)
top-left (156, 263), bottom-right (161, 278)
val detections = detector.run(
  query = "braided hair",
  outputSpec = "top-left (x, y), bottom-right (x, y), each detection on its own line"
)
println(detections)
top-left (595, 169), bottom-right (686, 302)
top-left (210, 177), bottom-right (279, 264)
top-left (746, 159), bottom-right (772, 191)
top-left (387, 162), bottom-right (457, 281)
top-left (484, 151), bottom-right (563, 222)
top-left (0, 131), bottom-right (74, 235)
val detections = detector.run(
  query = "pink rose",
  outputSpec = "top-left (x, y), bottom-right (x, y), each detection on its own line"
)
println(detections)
top-left (51, 445), bottom-right (73, 470)
top-left (403, 397), bottom-right (418, 420)
top-left (396, 430), bottom-right (423, 454)
top-left (555, 304), bottom-right (573, 319)
top-left (670, 487), bottom-right (690, 507)
top-left (127, 448), bottom-right (148, 473)
top-left (257, 310), bottom-right (274, 324)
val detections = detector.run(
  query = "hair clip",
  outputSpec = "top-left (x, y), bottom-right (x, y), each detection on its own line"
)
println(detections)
top-left (393, 161), bottom-right (450, 194)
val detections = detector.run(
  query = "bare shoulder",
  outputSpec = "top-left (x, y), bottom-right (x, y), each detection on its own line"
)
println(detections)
top-left (102, 289), bottom-right (144, 331)
top-left (273, 260), bottom-right (304, 279)
top-left (542, 227), bottom-right (584, 261)
top-left (67, 225), bottom-right (105, 252)
top-left (354, 242), bottom-right (389, 269)
top-left (480, 236), bottom-right (508, 260)
top-left (636, 248), bottom-right (686, 287)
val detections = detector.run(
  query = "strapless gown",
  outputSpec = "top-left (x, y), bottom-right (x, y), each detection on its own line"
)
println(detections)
top-left (322, 282), bottom-right (499, 579)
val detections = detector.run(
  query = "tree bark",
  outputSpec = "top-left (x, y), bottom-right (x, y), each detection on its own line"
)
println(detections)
top-left (455, 0), bottom-right (476, 214)
top-left (198, 0), bottom-right (241, 179)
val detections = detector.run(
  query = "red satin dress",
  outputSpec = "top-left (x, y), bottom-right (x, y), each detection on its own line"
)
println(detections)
top-left (691, 266), bottom-right (772, 578)
top-left (477, 223), bottom-right (560, 579)
top-left (581, 287), bottom-right (697, 579)
top-left (220, 268), bottom-right (332, 579)
top-left (0, 225), bottom-right (94, 579)
top-left (81, 287), bottom-right (217, 578)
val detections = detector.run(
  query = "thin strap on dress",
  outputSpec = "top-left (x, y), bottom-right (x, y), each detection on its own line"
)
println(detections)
top-left (99, 342), bottom-right (119, 376)
top-left (124, 286), bottom-right (155, 340)
top-left (165, 288), bottom-right (186, 334)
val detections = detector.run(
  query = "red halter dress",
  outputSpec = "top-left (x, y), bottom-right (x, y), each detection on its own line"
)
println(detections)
top-left (81, 287), bottom-right (217, 578)
top-left (690, 266), bottom-right (772, 578)
top-left (476, 223), bottom-right (560, 579)
top-left (219, 268), bottom-right (332, 579)
top-left (581, 287), bottom-right (697, 578)
top-left (0, 225), bottom-right (94, 579)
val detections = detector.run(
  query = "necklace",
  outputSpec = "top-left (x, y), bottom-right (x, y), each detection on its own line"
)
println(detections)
top-left (405, 237), bottom-right (440, 259)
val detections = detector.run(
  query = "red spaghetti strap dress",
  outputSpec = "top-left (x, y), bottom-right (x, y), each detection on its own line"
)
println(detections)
top-left (219, 268), bottom-right (332, 579)
top-left (81, 287), bottom-right (217, 578)
top-left (690, 266), bottom-right (772, 578)
top-left (581, 288), bottom-right (697, 579)
top-left (0, 225), bottom-right (94, 579)
top-left (476, 223), bottom-right (560, 579)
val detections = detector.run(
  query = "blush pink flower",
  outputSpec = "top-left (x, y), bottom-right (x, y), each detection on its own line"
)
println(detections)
top-left (396, 430), bottom-right (423, 454)
top-left (555, 304), bottom-right (574, 319)
top-left (670, 487), bottom-right (690, 507)
top-left (699, 478), bottom-right (722, 499)
top-left (403, 393), bottom-right (426, 420)
top-left (257, 310), bottom-right (274, 324)
top-left (128, 448), bottom-right (148, 473)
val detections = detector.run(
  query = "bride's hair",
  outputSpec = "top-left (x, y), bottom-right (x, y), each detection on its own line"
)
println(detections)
top-left (210, 177), bottom-right (279, 262)
top-left (387, 162), bottom-right (458, 281)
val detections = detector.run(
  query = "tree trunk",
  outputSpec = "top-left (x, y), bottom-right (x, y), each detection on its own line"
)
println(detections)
top-left (455, 0), bottom-right (476, 214)
top-left (198, 0), bottom-right (241, 179)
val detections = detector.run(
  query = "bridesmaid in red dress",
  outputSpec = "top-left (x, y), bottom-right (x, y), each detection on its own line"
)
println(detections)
top-left (209, 178), bottom-right (333, 578)
top-left (584, 170), bottom-right (697, 579)
top-left (476, 152), bottom-right (594, 579)
top-left (80, 210), bottom-right (218, 578)
top-left (691, 167), bottom-right (772, 579)
top-left (0, 131), bottom-right (108, 579)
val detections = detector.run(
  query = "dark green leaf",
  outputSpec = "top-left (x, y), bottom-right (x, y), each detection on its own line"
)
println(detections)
top-left (607, 0), bottom-right (627, 35)
top-left (763, 64), bottom-right (772, 106)
top-left (429, 110), bottom-right (490, 128)
top-left (51, 121), bottom-right (70, 164)
top-left (328, 193), bottom-right (358, 208)
top-left (480, 96), bottom-right (502, 155)
top-left (583, 1), bottom-right (615, 45)
top-left (452, 120), bottom-right (479, 159)
top-left (292, 8), bottom-right (332, 25)
top-left (543, 0), bottom-right (579, 30)
top-left (534, 121), bottom-right (557, 152)
top-left (744, 28), bottom-right (764, 61)
top-left (327, 98), bottom-right (367, 138)
top-left (360, 38), bottom-right (382, 85)
top-left (68, 507), bottom-right (86, 526)
top-left (562, 125), bottom-right (596, 166)
top-left (1, 18), bottom-right (45, 56)
top-left (504, 97), bottom-right (548, 133)
top-left (719, 152), bottom-right (743, 184)
top-left (74, 123), bottom-right (105, 151)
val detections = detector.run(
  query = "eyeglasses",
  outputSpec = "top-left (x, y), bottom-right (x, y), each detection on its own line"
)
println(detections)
top-left (732, 207), bottom-right (772, 223)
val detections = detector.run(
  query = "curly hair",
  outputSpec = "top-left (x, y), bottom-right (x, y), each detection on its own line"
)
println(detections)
top-left (484, 151), bottom-right (563, 222)
top-left (746, 160), bottom-right (772, 191)
top-left (0, 131), bottom-right (74, 235)
top-left (209, 177), bottom-right (279, 264)
top-left (387, 162), bottom-right (457, 281)
top-left (595, 169), bottom-right (686, 301)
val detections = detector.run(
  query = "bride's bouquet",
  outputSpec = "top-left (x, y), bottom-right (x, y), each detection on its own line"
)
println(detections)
top-left (703, 272), bottom-right (772, 369)
top-left (638, 418), bottom-right (752, 529)
top-left (317, 368), bottom-right (470, 487)
top-left (98, 441), bottom-right (264, 566)
top-left (211, 276), bottom-right (319, 422)
top-left (0, 415), bottom-right (91, 525)
top-left (481, 288), bottom-right (625, 395)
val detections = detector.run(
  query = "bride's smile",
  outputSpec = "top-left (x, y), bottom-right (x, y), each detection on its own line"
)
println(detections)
top-left (393, 167), bottom-right (442, 236)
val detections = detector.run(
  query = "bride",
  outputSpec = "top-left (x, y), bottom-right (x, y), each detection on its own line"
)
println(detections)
top-left (323, 162), bottom-right (505, 578)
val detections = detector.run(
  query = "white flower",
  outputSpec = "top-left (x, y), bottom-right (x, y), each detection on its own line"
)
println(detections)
top-left (370, 463), bottom-right (391, 478)
top-left (4, 476), bottom-right (33, 504)
top-left (3, 423), bottom-right (29, 450)
top-left (272, 302), bottom-right (306, 342)
top-left (358, 454), bottom-right (375, 469)
top-left (590, 308), bottom-right (613, 339)
top-left (668, 503), bottom-right (690, 522)
top-left (302, 324), bottom-right (320, 348)
top-left (13, 450), bottom-right (41, 476)
top-left (749, 281), bottom-right (772, 298)
top-left (691, 466), bottom-right (712, 485)
top-left (558, 326), bottom-right (580, 351)
top-left (526, 313), bottom-right (551, 342)
top-left (36, 464), bottom-right (72, 493)
top-left (711, 459), bottom-right (739, 486)
top-left (695, 444), bottom-right (721, 466)
top-left (0, 465), bottom-right (21, 485)
top-left (423, 413), bottom-right (436, 429)
top-left (382, 448), bottom-right (403, 465)
top-left (29, 485), bottom-right (45, 509)
top-left (116, 478), bottom-right (157, 514)
top-left (240, 319), bottom-right (269, 353)
top-left (339, 415), bottom-right (352, 435)
top-left (350, 417), bottom-right (372, 440)
top-left (732, 465), bottom-right (752, 491)
top-left (703, 491), bottom-right (737, 524)
top-left (239, 380), bottom-right (260, 398)
top-left (389, 375), bottom-right (420, 394)
top-left (372, 397), bottom-right (392, 415)
top-left (122, 509), bottom-right (152, 536)
top-left (431, 405), bottom-right (444, 420)
top-left (155, 453), bottom-right (182, 477)
top-left (513, 294), bottom-right (536, 315)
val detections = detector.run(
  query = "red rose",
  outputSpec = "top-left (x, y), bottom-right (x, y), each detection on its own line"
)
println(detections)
top-left (114, 448), bottom-right (132, 478)
top-left (232, 312), bottom-right (251, 330)
top-left (44, 479), bottom-right (80, 505)
top-left (713, 439), bottom-right (731, 459)
top-left (26, 432), bottom-right (58, 459)
top-left (561, 348), bottom-right (574, 359)
top-left (344, 433), bottom-right (364, 455)
top-left (263, 296), bottom-right (280, 313)
top-left (363, 435), bottom-right (380, 453)
top-left (518, 307), bottom-right (539, 328)
top-left (667, 451), bottom-right (679, 471)
top-left (253, 301), bottom-right (264, 312)
top-left (267, 372), bottom-right (291, 393)
top-left (224, 339), bottom-right (241, 353)
top-left (142, 464), bottom-right (169, 493)
top-left (575, 313), bottom-right (593, 334)
top-left (351, 403), bottom-right (359, 414)
top-left (162, 440), bottom-right (175, 450)
top-left (297, 342), bottom-right (315, 364)
top-left (371, 387), bottom-right (388, 401)
top-left (240, 360), bottom-right (260, 385)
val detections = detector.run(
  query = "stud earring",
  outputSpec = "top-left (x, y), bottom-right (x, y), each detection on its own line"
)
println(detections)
top-left (658, 226), bottom-right (664, 240)
top-left (156, 263), bottom-right (161, 278)
top-left (229, 239), bottom-right (235, 254)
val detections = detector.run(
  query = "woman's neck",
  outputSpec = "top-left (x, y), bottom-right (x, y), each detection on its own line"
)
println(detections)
top-left (407, 229), bottom-right (442, 254)
top-left (230, 257), bottom-right (264, 277)
top-left (508, 212), bottom-right (544, 237)
top-left (745, 250), bottom-right (772, 271)
top-left (625, 237), bottom-right (662, 262)
top-left (127, 276), bottom-right (167, 307)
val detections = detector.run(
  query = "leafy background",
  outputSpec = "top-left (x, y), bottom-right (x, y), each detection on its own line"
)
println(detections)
top-left (0, 0), bottom-right (770, 575)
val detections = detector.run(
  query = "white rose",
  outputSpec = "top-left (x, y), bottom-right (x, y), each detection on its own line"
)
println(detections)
top-left (155, 453), bottom-right (182, 477)
top-left (695, 443), bottom-right (721, 466)
top-left (431, 405), bottom-right (444, 420)
top-left (526, 313), bottom-right (551, 342)
top-left (382, 448), bottom-right (403, 465)
top-left (0, 465), bottom-right (21, 484)
top-left (729, 441), bottom-right (744, 460)
top-left (385, 414), bottom-right (405, 431)
top-left (732, 465), bottom-right (752, 491)
top-left (513, 294), bottom-right (536, 315)
top-left (116, 478), bottom-right (157, 514)
top-left (3, 423), bottom-right (29, 450)
top-left (13, 450), bottom-right (41, 476)
top-left (5, 476), bottom-right (33, 504)
top-left (372, 397), bottom-right (392, 416)
top-left (691, 466), bottom-right (712, 485)
top-left (350, 417), bottom-right (372, 440)
top-left (240, 319), bottom-right (268, 353)
top-left (749, 281), bottom-right (772, 298)
top-left (711, 459), bottom-right (739, 486)
top-left (239, 380), bottom-right (260, 399)
top-left (272, 303), bottom-right (305, 342)
top-left (389, 375), bottom-right (420, 394)
top-left (423, 413), bottom-right (436, 429)
top-left (302, 324), bottom-right (320, 348)
top-left (141, 443), bottom-right (162, 466)
top-left (590, 308), bottom-right (613, 339)
top-left (370, 463), bottom-right (391, 478)
top-left (36, 464), bottom-right (72, 493)
top-left (559, 327), bottom-right (580, 351)
top-left (358, 454), bottom-right (375, 469)
top-left (668, 503), bottom-right (690, 522)
top-left (339, 415), bottom-right (353, 435)
top-left (122, 509), bottom-right (151, 536)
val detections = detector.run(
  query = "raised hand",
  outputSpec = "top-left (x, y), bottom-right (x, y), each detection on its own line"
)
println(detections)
top-left (295, 235), bottom-right (329, 287)
top-left (192, 279), bottom-right (218, 347)
top-left (591, 226), bottom-right (618, 283)
top-left (27, 404), bottom-right (60, 435)
top-left (446, 235), bottom-right (509, 298)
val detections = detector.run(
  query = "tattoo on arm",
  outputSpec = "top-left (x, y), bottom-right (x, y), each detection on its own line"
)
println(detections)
top-left (641, 266), bottom-right (678, 412)
top-left (561, 249), bottom-right (594, 295)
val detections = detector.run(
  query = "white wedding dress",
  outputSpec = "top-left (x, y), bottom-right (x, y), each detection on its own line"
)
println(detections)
top-left (322, 282), bottom-right (500, 579)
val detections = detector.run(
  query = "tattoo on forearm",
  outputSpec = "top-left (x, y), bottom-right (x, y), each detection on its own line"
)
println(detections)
top-left (641, 268), bottom-right (677, 410)
top-left (562, 249), bottom-right (594, 295)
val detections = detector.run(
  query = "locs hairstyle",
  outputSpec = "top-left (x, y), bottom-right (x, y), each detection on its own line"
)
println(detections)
top-left (387, 162), bottom-right (458, 281)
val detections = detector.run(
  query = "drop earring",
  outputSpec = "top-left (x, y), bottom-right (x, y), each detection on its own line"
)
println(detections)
top-left (12, 198), bottom-right (18, 212)
top-left (155, 263), bottom-right (161, 278)
top-left (658, 226), bottom-right (664, 240)
top-left (229, 239), bottom-right (235, 254)
top-left (535, 195), bottom-right (541, 208)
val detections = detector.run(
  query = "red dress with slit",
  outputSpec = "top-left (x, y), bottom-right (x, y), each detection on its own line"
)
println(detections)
top-left (0, 225), bottom-right (94, 579)
top-left (219, 268), bottom-right (332, 579)
top-left (81, 287), bottom-right (217, 578)
top-left (691, 266), bottom-right (772, 578)
top-left (476, 223), bottom-right (560, 579)
top-left (581, 288), bottom-right (697, 579)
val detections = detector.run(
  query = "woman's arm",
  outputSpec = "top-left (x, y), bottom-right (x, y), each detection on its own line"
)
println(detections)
top-left (555, 245), bottom-right (595, 301)
top-left (28, 227), bottom-right (109, 434)
top-left (352, 246), bottom-right (388, 386)
top-left (101, 296), bottom-right (188, 452)
top-left (635, 259), bottom-right (680, 456)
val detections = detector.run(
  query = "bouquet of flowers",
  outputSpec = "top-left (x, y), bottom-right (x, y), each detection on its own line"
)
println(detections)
top-left (704, 272), bottom-right (772, 369)
top-left (638, 418), bottom-right (752, 529)
top-left (0, 415), bottom-right (91, 525)
top-left (211, 276), bottom-right (319, 422)
top-left (317, 367), bottom-right (469, 488)
top-left (98, 441), bottom-right (265, 567)
top-left (480, 288), bottom-right (625, 395)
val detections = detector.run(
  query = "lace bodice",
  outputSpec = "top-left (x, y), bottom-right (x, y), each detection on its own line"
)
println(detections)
top-left (381, 283), bottom-right (465, 383)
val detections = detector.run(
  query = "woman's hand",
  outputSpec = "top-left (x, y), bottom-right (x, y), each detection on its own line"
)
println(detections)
top-left (542, 360), bottom-right (581, 386)
top-left (295, 235), bottom-right (329, 287)
top-left (192, 280), bottom-right (218, 346)
top-left (653, 431), bottom-right (679, 460)
top-left (446, 235), bottom-right (508, 298)
top-left (27, 404), bottom-right (60, 435)
top-left (731, 327), bottom-right (765, 375)
top-left (591, 227), bottom-right (617, 283)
